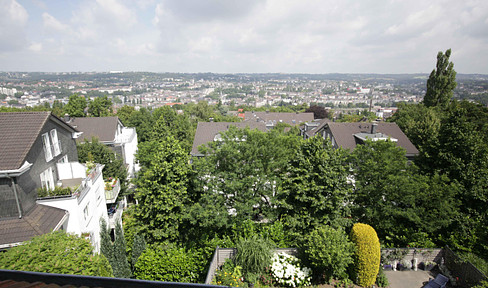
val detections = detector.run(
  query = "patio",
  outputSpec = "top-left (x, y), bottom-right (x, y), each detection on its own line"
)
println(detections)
top-left (384, 270), bottom-right (436, 288)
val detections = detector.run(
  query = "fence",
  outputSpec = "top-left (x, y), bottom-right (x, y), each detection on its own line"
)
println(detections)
top-left (205, 248), bottom-right (297, 285)
top-left (443, 247), bottom-right (487, 288)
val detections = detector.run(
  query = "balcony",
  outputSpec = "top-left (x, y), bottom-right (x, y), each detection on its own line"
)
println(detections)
top-left (37, 162), bottom-right (103, 204)
top-left (104, 178), bottom-right (121, 204)
top-left (115, 127), bottom-right (136, 144)
top-left (107, 199), bottom-right (126, 229)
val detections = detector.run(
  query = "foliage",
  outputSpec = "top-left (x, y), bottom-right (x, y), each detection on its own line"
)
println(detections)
top-left (0, 231), bottom-right (113, 277)
top-left (302, 225), bottom-right (355, 280)
top-left (64, 94), bottom-right (87, 117)
top-left (134, 136), bottom-right (190, 243)
top-left (133, 244), bottom-right (198, 282)
top-left (270, 253), bottom-right (312, 287)
top-left (279, 136), bottom-right (353, 233)
top-left (77, 138), bottom-right (127, 194)
top-left (100, 218), bottom-right (114, 272)
top-left (151, 106), bottom-right (194, 153)
top-left (306, 105), bottom-right (328, 119)
top-left (213, 259), bottom-right (246, 287)
top-left (37, 186), bottom-right (75, 198)
top-left (88, 95), bottom-right (113, 117)
top-left (424, 49), bottom-right (457, 108)
top-left (189, 127), bottom-right (300, 233)
top-left (375, 268), bottom-right (389, 287)
top-left (458, 252), bottom-right (488, 276)
top-left (350, 223), bottom-right (380, 287)
top-left (113, 222), bottom-right (132, 278)
top-left (473, 280), bottom-right (488, 288)
top-left (131, 233), bottom-right (147, 269)
top-left (234, 235), bottom-right (274, 282)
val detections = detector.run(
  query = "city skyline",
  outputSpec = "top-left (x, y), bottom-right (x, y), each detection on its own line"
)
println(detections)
top-left (1, 0), bottom-right (488, 74)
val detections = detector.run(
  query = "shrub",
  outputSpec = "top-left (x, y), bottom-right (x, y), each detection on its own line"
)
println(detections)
top-left (213, 259), bottom-right (246, 287)
top-left (134, 244), bottom-right (198, 282)
top-left (270, 252), bottom-right (312, 287)
top-left (234, 235), bottom-right (274, 283)
top-left (0, 231), bottom-right (112, 277)
top-left (376, 268), bottom-right (389, 287)
top-left (350, 223), bottom-right (381, 287)
top-left (302, 225), bottom-right (355, 280)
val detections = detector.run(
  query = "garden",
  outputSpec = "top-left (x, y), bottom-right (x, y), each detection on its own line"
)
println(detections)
top-left (210, 223), bottom-right (385, 288)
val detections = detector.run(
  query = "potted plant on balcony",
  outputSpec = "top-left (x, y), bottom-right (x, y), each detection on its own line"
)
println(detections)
top-left (422, 261), bottom-right (437, 271)
top-left (398, 259), bottom-right (412, 271)
top-left (383, 261), bottom-right (393, 271)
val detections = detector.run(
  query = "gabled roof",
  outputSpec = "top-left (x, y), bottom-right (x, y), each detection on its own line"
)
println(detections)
top-left (191, 121), bottom-right (267, 156)
top-left (69, 117), bottom-right (121, 143)
top-left (0, 112), bottom-right (77, 171)
top-left (326, 122), bottom-right (419, 156)
top-left (303, 118), bottom-right (331, 138)
top-left (0, 204), bottom-right (67, 248)
top-left (242, 112), bottom-right (314, 126)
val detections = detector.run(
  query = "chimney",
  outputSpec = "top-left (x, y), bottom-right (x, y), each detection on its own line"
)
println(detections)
top-left (64, 114), bottom-right (70, 123)
top-left (371, 122), bottom-right (378, 134)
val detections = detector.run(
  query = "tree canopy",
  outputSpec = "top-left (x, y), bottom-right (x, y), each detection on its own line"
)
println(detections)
top-left (0, 231), bottom-right (113, 277)
top-left (424, 48), bottom-right (457, 108)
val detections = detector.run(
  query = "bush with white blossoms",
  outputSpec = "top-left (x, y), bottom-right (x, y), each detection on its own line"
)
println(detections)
top-left (270, 252), bottom-right (312, 287)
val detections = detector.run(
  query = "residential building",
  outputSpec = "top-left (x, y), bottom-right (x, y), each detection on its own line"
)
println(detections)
top-left (191, 121), bottom-right (267, 157)
top-left (0, 112), bottom-right (113, 251)
top-left (241, 111), bottom-right (314, 128)
top-left (68, 117), bottom-right (139, 178)
top-left (312, 122), bottom-right (419, 160)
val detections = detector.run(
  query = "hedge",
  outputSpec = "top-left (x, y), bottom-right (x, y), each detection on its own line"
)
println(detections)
top-left (350, 223), bottom-right (380, 287)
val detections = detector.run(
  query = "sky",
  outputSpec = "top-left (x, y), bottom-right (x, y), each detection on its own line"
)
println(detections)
top-left (1, 0), bottom-right (488, 74)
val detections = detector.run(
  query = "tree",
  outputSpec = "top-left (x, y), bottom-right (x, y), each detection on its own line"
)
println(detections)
top-left (116, 105), bottom-right (136, 126)
top-left (77, 138), bottom-right (127, 191)
top-left (189, 127), bottom-right (301, 235)
top-left (131, 233), bottom-right (146, 269)
top-left (88, 96), bottom-right (113, 117)
top-left (100, 218), bottom-right (114, 271)
top-left (134, 136), bottom-right (190, 243)
top-left (113, 222), bottom-right (132, 278)
top-left (305, 105), bottom-right (328, 119)
top-left (0, 231), bottom-right (112, 277)
top-left (424, 49), bottom-right (457, 108)
top-left (151, 106), bottom-right (194, 153)
top-left (64, 94), bottom-right (87, 117)
top-left (278, 137), bottom-right (353, 233)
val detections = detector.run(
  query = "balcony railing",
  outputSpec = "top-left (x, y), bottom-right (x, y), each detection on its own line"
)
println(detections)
top-left (104, 178), bottom-right (121, 204)
top-left (108, 199), bottom-right (126, 229)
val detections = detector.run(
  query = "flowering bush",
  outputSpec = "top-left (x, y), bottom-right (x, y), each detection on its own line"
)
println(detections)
top-left (213, 260), bottom-right (246, 287)
top-left (104, 177), bottom-right (117, 191)
top-left (270, 253), bottom-right (311, 287)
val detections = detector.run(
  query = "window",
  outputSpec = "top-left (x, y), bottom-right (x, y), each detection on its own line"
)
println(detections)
top-left (83, 202), bottom-right (90, 221)
top-left (50, 129), bottom-right (61, 156)
top-left (42, 133), bottom-right (53, 162)
top-left (57, 155), bottom-right (68, 163)
top-left (40, 167), bottom-right (55, 190)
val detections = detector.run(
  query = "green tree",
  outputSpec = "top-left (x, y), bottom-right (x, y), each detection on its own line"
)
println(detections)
top-left (64, 94), bottom-right (87, 117)
top-left (131, 233), bottom-right (147, 269)
top-left (134, 136), bottom-right (190, 243)
top-left (302, 225), bottom-right (354, 280)
top-left (116, 105), bottom-right (136, 126)
top-left (190, 127), bottom-right (300, 234)
top-left (77, 138), bottom-right (127, 192)
top-left (278, 136), bottom-right (353, 233)
top-left (151, 106), bottom-right (194, 153)
top-left (100, 218), bottom-right (114, 271)
top-left (113, 222), bottom-right (132, 278)
top-left (424, 49), bottom-right (457, 108)
top-left (0, 231), bottom-right (112, 277)
top-left (88, 96), bottom-right (113, 117)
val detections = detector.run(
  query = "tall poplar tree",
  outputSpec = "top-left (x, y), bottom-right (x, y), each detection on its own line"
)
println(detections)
top-left (423, 48), bottom-right (457, 108)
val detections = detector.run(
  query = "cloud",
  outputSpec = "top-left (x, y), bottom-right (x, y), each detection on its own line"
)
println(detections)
top-left (0, 0), bottom-right (29, 52)
top-left (43, 13), bottom-right (70, 33)
top-left (28, 42), bottom-right (43, 52)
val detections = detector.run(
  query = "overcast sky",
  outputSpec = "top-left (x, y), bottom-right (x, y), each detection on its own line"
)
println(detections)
top-left (1, 0), bottom-right (487, 74)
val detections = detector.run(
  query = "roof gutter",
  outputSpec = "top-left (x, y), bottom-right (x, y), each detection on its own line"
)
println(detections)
top-left (0, 161), bottom-right (32, 178)
top-left (7, 177), bottom-right (22, 219)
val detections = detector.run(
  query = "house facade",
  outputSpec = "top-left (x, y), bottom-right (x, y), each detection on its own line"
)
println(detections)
top-left (0, 112), bottom-right (112, 251)
top-left (68, 116), bottom-right (140, 178)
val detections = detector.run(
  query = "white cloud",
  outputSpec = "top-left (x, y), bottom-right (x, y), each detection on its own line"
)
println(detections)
top-left (28, 42), bottom-right (43, 52)
top-left (42, 13), bottom-right (69, 33)
top-left (0, 0), bottom-right (29, 52)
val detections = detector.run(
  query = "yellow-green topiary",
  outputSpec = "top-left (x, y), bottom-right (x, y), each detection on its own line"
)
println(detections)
top-left (350, 223), bottom-right (380, 287)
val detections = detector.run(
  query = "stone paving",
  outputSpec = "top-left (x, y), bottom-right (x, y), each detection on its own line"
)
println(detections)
top-left (384, 270), bottom-right (436, 288)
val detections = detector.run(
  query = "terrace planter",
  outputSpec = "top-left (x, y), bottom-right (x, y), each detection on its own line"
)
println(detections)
top-left (383, 264), bottom-right (393, 271)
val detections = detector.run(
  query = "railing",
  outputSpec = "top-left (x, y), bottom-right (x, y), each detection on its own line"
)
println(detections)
top-left (115, 128), bottom-right (136, 144)
top-left (108, 199), bottom-right (125, 229)
top-left (105, 179), bottom-right (121, 204)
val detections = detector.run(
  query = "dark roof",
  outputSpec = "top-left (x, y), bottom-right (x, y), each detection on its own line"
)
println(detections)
top-left (191, 121), bottom-right (267, 156)
top-left (0, 204), bottom-right (67, 248)
top-left (0, 112), bottom-right (77, 171)
top-left (69, 117), bottom-right (121, 143)
top-left (242, 112), bottom-right (314, 126)
top-left (304, 118), bottom-right (331, 138)
top-left (326, 122), bottom-right (419, 156)
top-left (0, 269), bottom-right (221, 288)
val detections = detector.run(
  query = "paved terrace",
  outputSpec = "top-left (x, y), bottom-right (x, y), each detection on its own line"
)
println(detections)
top-left (385, 270), bottom-right (438, 288)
